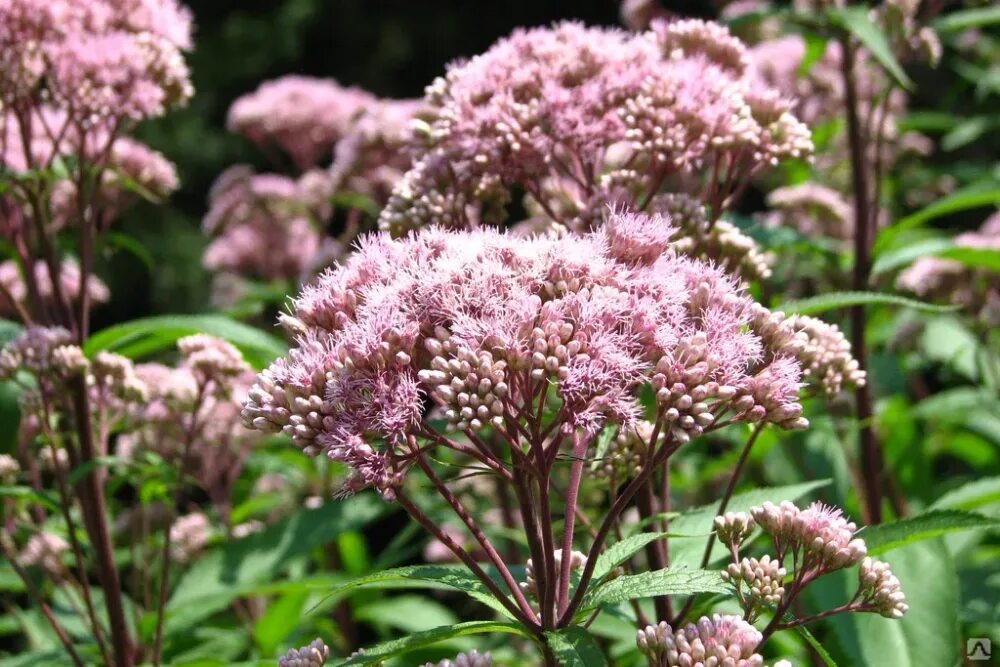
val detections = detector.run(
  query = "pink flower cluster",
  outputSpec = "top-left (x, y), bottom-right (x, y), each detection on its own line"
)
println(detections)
top-left (202, 166), bottom-right (325, 283)
top-left (0, 0), bottom-right (193, 121)
top-left (897, 212), bottom-right (1000, 323)
top-left (380, 20), bottom-right (811, 236)
top-left (1, 110), bottom-right (179, 233)
top-left (636, 614), bottom-right (764, 667)
top-left (0, 259), bottom-right (109, 319)
top-left (227, 76), bottom-right (376, 171)
top-left (242, 211), bottom-right (809, 497)
top-left (330, 98), bottom-right (427, 203)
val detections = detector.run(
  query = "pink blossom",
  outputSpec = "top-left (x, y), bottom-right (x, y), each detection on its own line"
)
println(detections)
top-left (243, 212), bottom-right (807, 497)
top-left (0, 260), bottom-right (109, 319)
top-left (379, 20), bottom-right (810, 237)
top-left (227, 76), bottom-right (375, 170)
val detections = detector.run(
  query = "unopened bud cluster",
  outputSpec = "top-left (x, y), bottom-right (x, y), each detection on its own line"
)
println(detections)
top-left (278, 639), bottom-right (330, 667)
top-left (591, 421), bottom-right (661, 479)
top-left (521, 549), bottom-right (587, 600)
top-left (785, 315), bottom-right (865, 396)
top-left (714, 511), bottom-right (756, 549)
top-left (723, 555), bottom-right (787, 606)
top-left (637, 614), bottom-right (764, 667)
top-left (751, 501), bottom-right (867, 570)
top-left (419, 335), bottom-right (508, 432)
top-left (422, 651), bottom-right (493, 667)
top-left (859, 557), bottom-right (908, 618)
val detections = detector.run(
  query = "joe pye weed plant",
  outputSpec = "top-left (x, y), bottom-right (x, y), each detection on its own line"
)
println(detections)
top-left (1, 0), bottom-right (999, 665)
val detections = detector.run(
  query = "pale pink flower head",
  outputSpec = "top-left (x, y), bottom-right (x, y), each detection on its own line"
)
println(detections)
top-left (227, 75), bottom-right (375, 171)
top-left (279, 639), bottom-right (330, 667)
top-left (637, 614), bottom-right (764, 667)
top-left (380, 20), bottom-right (810, 237)
top-left (202, 167), bottom-right (322, 282)
top-left (330, 98), bottom-right (426, 204)
top-left (897, 212), bottom-right (1000, 322)
top-left (751, 500), bottom-right (867, 571)
top-left (19, 533), bottom-right (70, 576)
top-left (0, 0), bottom-right (193, 119)
top-left (0, 260), bottom-right (109, 320)
top-left (243, 211), bottom-right (807, 497)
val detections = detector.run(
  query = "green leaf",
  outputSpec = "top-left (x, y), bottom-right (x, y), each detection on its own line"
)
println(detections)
top-left (0, 486), bottom-right (60, 511)
top-left (821, 539), bottom-right (960, 667)
top-left (670, 479), bottom-right (830, 568)
top-left (66, 456), bottom-right (120, 486)
top-left (84, 314), bottom-right (287, 369)
top-left (592, 532), bottom-right (668, 583)
top-left (318, 564), bottom-right (514, 619)
top-left (330, 190), bottom-right (379, 217)
top-left (875, 186), bottom-right (1000, 253)
top-left (585, 568), bottom-right (729, 608)
top-left (826, 7), bottom-right (912, 89)
top-left (932, 477), bottom-right (1000, 512)
top-left (0, 319), bottom-right (22, 346)
top-left (941, 116), bottom-right (995, 152)
top-left (546, 627), bottom-right (609, 667)
top-left (798, 33), bottom-right (828, 77)
top-left (934, 5), bottom-right (1000, 32)
top-left (859, 509), bottom-right (1000, 555)
top-left (165, 496), bottom-right (386, 634)
top-left (355, 595), bottom-right (459, 634)
top-left (939, 246), bottom-right (1000, 273)
top-left (871, 238), bottom-right (953, 276)
top-left (776, 291), bottom-right (957, 316)
top-left (338, 621), bottom-right (527, 666)
top-left (252, 590), bottom-right (309, 656)
top-left (792, 623), bottom-right (839, 667)
top-left (103, 232), bottom-right (154, 272)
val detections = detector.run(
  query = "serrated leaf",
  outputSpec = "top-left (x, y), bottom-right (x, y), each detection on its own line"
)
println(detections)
top-left (827, 7), bottom-right (912, 89)
top-left (592, 532), bottom-right (668, 582)
top-left (776, 291), bottom-right (956, 315)
top-left (84, 314), bottom-right (287, 369)
top-left (585, 568), bottom-right (729, 608)
top-left (317, 564), bottom-right (514, 619)
top-left (859, 509), bottom-right (1000, 555)
top-left (546, 627), bottom-right (609, 666)
top-left (338, 621), bottom-right (527, 666)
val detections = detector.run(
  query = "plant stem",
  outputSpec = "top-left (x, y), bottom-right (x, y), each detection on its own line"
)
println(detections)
top-left (556, 433), bottom-right (588, 616)
top-left (395, 488), bottom-right (538, 630)
top-left (839, 34), bottom-right (884, 525)
top-left (413, 451), bottom-right (538, 622)
top-left (0, 538), bottom-right (87, 667)
top-left (560, 436), bottom-right (683, 625)
top-left (673, 424), bottom-right (764, 626)
top-left (69, 379), bottom-right (133, 667)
